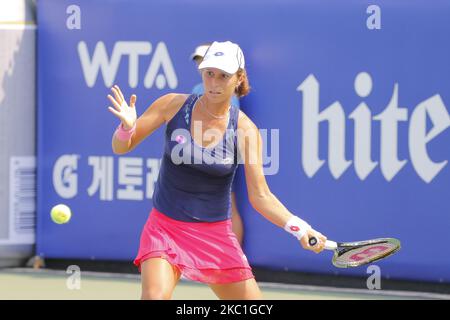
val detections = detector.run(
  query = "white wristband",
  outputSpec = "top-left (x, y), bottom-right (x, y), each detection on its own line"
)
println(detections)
top-left (284, 216), bottom-right (311, 241)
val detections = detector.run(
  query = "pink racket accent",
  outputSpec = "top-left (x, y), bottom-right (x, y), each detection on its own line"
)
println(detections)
top-left (349, 245), bottom-right (390, 262)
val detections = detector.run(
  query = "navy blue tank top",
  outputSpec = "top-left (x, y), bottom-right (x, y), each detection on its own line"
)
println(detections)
top-left (152, 94), bottom-right (240, 222)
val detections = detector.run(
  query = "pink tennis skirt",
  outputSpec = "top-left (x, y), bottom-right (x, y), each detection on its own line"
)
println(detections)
top-left (133, 207), bottom-right (254, 284)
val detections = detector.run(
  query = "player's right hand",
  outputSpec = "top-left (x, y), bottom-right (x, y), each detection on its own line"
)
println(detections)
top-left (107, 85), bottom-right (137, 130)
top-left (300, 229), bottom-right (327, 254)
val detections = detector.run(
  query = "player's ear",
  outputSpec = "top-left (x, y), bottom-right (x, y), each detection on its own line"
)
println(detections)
top-left (238, 74), bottom-right (244, 84)
top-left (237, 76), bottom-right (243, 87)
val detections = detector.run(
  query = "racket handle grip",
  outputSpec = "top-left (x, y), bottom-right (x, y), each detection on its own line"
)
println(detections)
top-left (309, 237), bottom-right (338, 250)
top-left (309, 237), bottom-right (318, 246)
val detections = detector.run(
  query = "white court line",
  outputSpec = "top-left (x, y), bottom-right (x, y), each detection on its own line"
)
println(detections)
top-left (3, 268), bottom-right (449, 300)
top-left (257, 281), bottom-right (450, 300)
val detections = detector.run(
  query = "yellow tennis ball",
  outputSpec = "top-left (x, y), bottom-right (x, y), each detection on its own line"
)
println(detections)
top-left (50, 204), bottom-right (72, 224)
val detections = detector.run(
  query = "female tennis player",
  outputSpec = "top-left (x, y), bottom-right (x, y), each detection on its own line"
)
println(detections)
top-left (107, 41), bottom-right (327, 300)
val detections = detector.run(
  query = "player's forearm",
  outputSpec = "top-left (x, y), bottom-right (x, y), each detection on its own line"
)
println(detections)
top-left (111, 132), bottom-right (133, 154)
top-left (250, 192), bottom-right (294, 228)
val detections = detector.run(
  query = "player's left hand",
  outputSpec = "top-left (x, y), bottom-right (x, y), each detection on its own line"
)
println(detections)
top-left (300, 229), bottom-right (327, 253)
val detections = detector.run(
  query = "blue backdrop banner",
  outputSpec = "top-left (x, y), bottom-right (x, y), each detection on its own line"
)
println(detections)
top-left (37, 0), bottom-right (450, 283)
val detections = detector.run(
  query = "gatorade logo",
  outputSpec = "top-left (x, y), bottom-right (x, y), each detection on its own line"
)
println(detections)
top-left (53, 154), bottom-right (79, 198)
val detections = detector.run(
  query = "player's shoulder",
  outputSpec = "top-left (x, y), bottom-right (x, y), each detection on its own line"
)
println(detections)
top-left (154, 92), bottom-right (188, 105)
top-left (160, 93), bottom-right (191, 123)
top-left (237, 109), bottom-right (258, 132)
top-left (164, 93), bottom-right (190, 108)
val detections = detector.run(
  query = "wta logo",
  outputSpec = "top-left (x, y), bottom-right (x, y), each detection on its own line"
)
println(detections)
top-left (298, 72), bottom-right (450, 183)
top-left (78, 41), bottom-right (178, 89)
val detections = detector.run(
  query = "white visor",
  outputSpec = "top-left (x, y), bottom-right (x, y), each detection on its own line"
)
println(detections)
top-left (198, 41), bottom-right (245, 74)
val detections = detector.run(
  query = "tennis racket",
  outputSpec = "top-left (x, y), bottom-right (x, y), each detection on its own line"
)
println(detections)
top-left (308, 237), bottom-right (401, 268)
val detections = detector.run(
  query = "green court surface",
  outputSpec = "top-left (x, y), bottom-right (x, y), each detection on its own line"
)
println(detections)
top-left (1, 268), bottom-right (448, 300)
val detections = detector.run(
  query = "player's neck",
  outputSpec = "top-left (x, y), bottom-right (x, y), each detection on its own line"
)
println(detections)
top-left (201, 97), bottom-right (231, 119)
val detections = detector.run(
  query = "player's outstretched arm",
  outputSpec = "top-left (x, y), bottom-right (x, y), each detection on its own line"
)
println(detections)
top-left (237, 111), bottom-right (327, 253)
top-left (107, 85), bottom-right (182, 154)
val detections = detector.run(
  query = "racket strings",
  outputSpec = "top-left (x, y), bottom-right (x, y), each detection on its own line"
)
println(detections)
top-left (332, 239), bottom-right (401, 268)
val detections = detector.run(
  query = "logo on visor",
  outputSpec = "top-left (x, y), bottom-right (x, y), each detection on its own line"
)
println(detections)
top-left (214, 52), bottom-right (224, 56)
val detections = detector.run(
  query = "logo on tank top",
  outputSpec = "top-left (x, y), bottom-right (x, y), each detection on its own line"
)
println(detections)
top-left (175, 135), bottom-right (187, 144)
